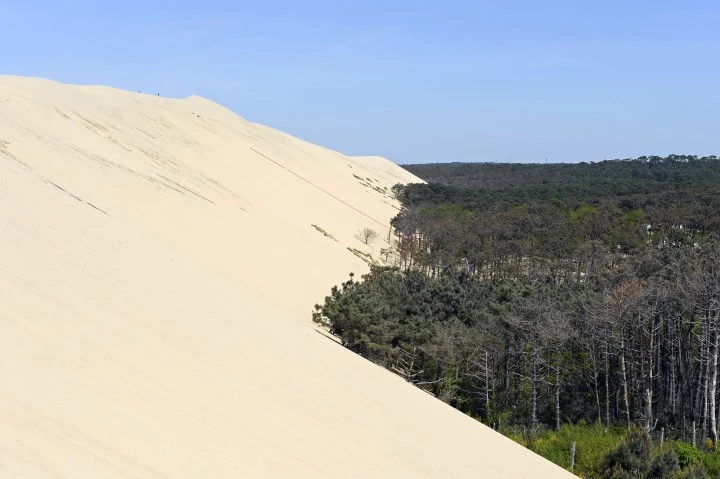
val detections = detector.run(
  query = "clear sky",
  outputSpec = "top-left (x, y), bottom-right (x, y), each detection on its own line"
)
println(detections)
top-left (1, 1), bottom-right (718, 164)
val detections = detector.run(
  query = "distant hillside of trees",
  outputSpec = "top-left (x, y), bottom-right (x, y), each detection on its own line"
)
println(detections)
top-left (314, 155), bottom-right (720, 477)
top-left (392, 156), bottom-right (720, 266)
top-left (402, 155), bottom-right (720, 193)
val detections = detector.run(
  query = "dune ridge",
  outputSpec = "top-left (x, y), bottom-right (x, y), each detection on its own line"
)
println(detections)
top-left (0, 76), bottom-right (575, 478)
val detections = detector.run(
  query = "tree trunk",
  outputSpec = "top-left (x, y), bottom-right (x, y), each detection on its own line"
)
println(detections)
top-left (695, 320), bottom-right (707, 424)
top-left (605, 343), bottom-right (611, 428)
top-left (531, 344), bottom-right (539, 425)
top-left (620, 333), bottom-right (631, 424)
top-left (555, 351), bottom-right (561, 430)
top-left (703, 311), bottom-right (712, 441)
top-left (589, 340), bottom-right (601, 424)
top-left (645, 315), bottom-right (655, 431)
top-left (710, 317), bottom-right (719, 448)
top-left (703, 350), bottom-right (710, 441)
top-left (485, 351), bottom-right (491, 421)
top-left (670, 324), bottom-right (677, 417)
top-left (504, 339), bottom-right (511, 389)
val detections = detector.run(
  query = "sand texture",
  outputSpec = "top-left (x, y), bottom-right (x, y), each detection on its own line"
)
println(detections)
top-left (0, 76), bottom-right (575, 478)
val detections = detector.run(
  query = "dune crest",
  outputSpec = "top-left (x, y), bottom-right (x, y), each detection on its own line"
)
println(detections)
top-left (0, 76), bottom-right (574, 478)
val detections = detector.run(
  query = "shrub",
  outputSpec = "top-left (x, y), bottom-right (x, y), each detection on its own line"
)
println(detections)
top-left (528, 422), bottom-right (625, 477)
top-left (646, 445), bottom-right (679, 478)
top-left (679, 463), bottom-right (709, 478)
top-left (699, 449), bottom-right (720, 477)
top-left (600, 426), bottom-right (651, 479)
top-left (675, 441), bottom-right (702, 469)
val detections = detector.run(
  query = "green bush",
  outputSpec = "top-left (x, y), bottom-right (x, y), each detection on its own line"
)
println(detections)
top-left (674, 441), bottom-right (702, 469)
top-left (496, 423), bottom-right (720, 477)
top-left (699, 450), bottom-right (720, 477)
top-left (678, 463), bottom-right (709, 478)
top-left (600, 426), bottom-right (651, 479)
top-left (646, 445), bottom-right (679, 478)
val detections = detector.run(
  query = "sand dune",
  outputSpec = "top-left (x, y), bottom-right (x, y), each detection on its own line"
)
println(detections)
top-left (0, 76), bottom-right (575, 478)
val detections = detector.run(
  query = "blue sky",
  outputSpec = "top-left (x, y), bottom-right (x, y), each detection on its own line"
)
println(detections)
top-left (1, 1), bottom-right (718, 163)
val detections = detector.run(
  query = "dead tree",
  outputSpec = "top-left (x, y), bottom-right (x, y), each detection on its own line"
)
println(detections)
top-left (355, 227), bottom-right (380, 245)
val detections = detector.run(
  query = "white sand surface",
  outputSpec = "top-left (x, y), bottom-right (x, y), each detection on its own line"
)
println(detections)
top-left (0, 76), bottom-right (575, 478)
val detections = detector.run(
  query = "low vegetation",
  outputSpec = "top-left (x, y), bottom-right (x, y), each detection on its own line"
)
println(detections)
top-left (512, 423), bottom-right (720, 478)
top-left (346, 247), bottom-right (375, 265)
top-left (311, 224), bottom-right (337, 241)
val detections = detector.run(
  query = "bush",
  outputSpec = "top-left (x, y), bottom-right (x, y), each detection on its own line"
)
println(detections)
top-left (601, 426), bottom-right (651, 479)
top-left (699, 449), bottom-right (720, 477)
top-left (675, 441), bottom-right (702, 469)
top-left (646, 445), bottom-right (679, 478)
top-left (528, 422), bottom-right (625, 477)
top-left (679, 463), bottom-right (709, 478)
top-left (514, 425), bottom-right (713, 478)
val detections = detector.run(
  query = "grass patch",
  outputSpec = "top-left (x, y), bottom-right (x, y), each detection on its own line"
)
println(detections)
top-left (568, 204), bottom-right (599, 222)
top-left (502, 422), bottom-right (720, 477)
top-left (347, 247), bottom-right (375, 265)
top-left (624, 208), bottom-right (646, 226)
top-left (311, 224), bottom-right (337, 241)
top-left (526, 422), bottom-right (625, 477)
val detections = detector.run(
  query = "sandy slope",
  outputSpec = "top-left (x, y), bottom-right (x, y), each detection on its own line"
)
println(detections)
top-left (0, 76), bottom-right (575, 478)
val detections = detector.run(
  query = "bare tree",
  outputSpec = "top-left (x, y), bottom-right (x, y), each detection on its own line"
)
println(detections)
top-left (606, 278), bottom-right (646, 425)
top-left (355, 227), bottom-right (379, 245)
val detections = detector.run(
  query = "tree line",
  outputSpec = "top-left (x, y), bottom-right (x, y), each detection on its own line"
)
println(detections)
top-left (315, 242), bottom-right (720, 434)
top-left (401, 155), bottom-right (720, 193)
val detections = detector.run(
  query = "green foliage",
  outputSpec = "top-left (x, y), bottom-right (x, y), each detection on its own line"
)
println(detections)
top-left (674, 442), bottom-right (702, 469)
top-left (395, 156), bottom-right (720, 261)
top-left (529, 422), bottom-right (625, 477)
top-left (699, 450), bottom-right (720, 477)
top-left (402, 155), bottom-right (720, 200)
top-left (624, 208), bottom-right (646, 226)
top-left (569, 204), bottom-right (599, 222)
top-left (501, 425), bottom-right (712, 478)
top-left (315, 238), bottom-right (720, 432)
